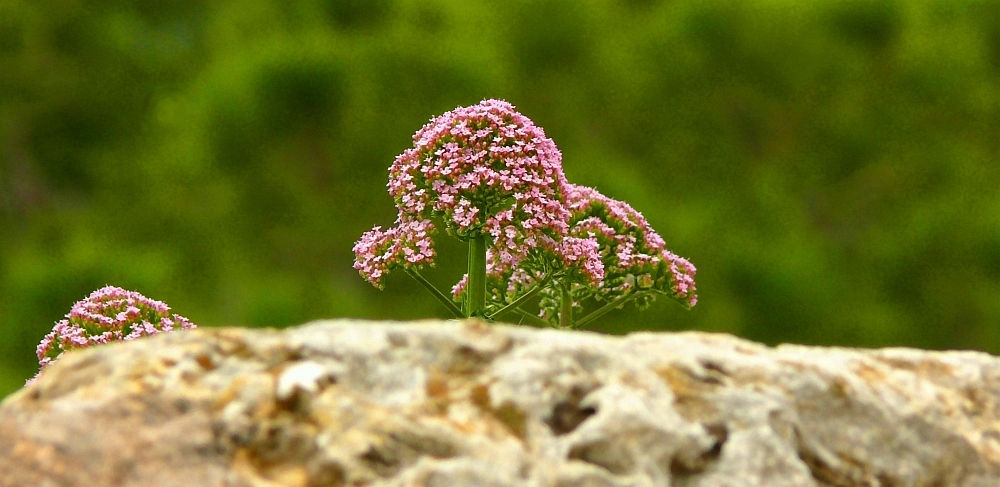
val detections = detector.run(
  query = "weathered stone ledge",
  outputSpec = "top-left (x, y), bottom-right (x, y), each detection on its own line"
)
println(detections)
top-left (2, 319), bottom-right (999, 486)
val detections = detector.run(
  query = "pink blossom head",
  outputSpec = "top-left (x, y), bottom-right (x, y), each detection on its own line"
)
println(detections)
top-left (358, 99), bottom-right (579, 290)
top-left (563, 184), bottom-right (697, 308)
top-left (388, 99), bottom-right (571, 245)
top-left (353, 217), bottom-right (436, 288)
top-left (29, 286), bottom-right (196, 384)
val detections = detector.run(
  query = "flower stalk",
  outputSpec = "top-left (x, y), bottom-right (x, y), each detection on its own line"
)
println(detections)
top-left (559, 285), bottom-right (574, 328)
top-left (466, 234), bottom-right (488, 317)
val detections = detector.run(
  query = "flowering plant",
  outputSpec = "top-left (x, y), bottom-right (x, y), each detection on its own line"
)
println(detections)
top-left (354, 99), bottom-right (697, 327)
top-left (29, 286), bottom-right (196, 384)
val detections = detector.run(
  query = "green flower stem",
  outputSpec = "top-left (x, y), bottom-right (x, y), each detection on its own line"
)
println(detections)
top-left (575, 290), bottom-right (642, 327)
top-left (560, 284), bottom-right (573, 328)
top-left (514, 308), bottom-right (551, 327)
top-left (488, 275), bottom-right (552, 321)
top-left (405, 268), bottom-right (464, 318)
top-left (466, 234), bottom-right (488, 317)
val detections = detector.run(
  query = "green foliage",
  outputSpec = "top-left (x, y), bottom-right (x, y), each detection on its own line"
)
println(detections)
top-left (1, 0), bottom-right (998, 397)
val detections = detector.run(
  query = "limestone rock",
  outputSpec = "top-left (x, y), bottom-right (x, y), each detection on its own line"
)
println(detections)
top-left (2, 319), bottom-right (1000, 486)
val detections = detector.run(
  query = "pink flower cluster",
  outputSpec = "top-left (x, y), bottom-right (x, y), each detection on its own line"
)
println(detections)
top-left (388, 99), bottom-right (568, 234)
top-left (352, 218), bottom-right (436, 288)
top-left (356, 99), bottom-right (600, 288)
top-left (564, 184), bottom-right (698, 307)
top-left (354, 98), bottom-right (696, 321)
top-left (30, 286), bottom-right (196, 384)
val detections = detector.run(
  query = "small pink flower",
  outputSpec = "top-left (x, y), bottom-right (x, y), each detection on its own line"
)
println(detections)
top-left (452, 274), bottom-right (469, 298)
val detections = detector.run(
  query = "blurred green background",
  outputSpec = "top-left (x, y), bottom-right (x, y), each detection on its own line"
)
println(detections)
top-left (1, 0), bottom-right (998, 397)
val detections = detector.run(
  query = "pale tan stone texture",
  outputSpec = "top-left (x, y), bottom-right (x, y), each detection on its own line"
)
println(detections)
top-left (2, 320), bottom-right (1000, 486)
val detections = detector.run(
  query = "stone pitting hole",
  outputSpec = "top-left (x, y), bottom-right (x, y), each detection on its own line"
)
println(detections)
top-left (449, 345), bottom-right (490, 374)
top-left (307, 458), bottom-right (347, 487)
top-left (698, 359), bottom-right (730, 385)
top-left (795, 428), bottom-right (884, 487)
top-left (568, 439), bottom-right (633, 475)
top-left (545, 387), bottom-right (598, 436)
top-left (361, 445), bottom-right (395, 468)
top-left (387, 332), bottom-right (408, 348)
top-left (174, 398), bottom-right (191, 414)
top-left (705, 423), bottom-right (728, 457)
top-left (670, 422), bottom-right (728, 477)
top-left (195, 353), bottom-right (216, 370)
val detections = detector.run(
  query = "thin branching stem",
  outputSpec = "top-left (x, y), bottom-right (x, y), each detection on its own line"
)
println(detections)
top-left (405, 268), bottom-right (464, 318)
top-left (575, 290), bottom-right (644, 327)
top-left (488, 275), bottom-right (552, 321)
top-left (514, 308), bottom-right (550, 327)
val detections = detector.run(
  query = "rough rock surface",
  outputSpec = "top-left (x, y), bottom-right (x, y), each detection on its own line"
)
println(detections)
top-left (2, 320), bottom-right (1000, 487)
